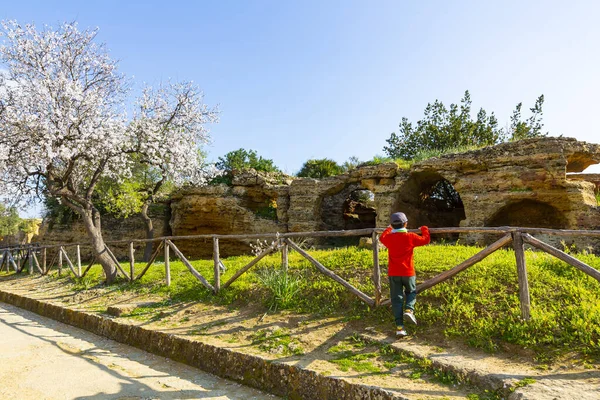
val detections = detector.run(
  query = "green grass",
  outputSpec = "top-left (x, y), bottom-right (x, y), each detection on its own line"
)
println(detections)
top-left (325, 335), bottom-right (504, 396)
top-left (595, 190), bottom-right (600, 206)
top-left (364, 145), bottom-right (487, 170)
top-left (29, 241), bottom-right (600, 363)
top-left (249, 327), bottom-right (304, 356)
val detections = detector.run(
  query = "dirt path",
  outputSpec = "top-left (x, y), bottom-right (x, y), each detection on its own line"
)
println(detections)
top-left (0, 303), bottom-right (277, 400)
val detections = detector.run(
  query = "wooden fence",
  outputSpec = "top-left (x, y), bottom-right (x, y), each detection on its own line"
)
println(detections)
top-left (1, 226), bottom-right (600, 320)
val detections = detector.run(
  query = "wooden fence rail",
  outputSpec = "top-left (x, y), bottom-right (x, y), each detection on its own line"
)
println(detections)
top-left (2, 226), bottom-right (600, 321)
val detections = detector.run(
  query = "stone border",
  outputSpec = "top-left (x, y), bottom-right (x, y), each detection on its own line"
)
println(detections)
top-left (0, 290), bottom-right (406, 400)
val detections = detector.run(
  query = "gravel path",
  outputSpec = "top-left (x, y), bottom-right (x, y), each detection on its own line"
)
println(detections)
top-left (0, 303), bottom-right (277, 400)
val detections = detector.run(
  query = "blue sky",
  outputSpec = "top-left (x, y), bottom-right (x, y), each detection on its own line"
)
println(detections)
top-left (2, 1), bottom-right (600, 216)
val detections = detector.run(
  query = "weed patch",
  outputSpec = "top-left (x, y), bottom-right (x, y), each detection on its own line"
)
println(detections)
top-left (249, 327), bottom-right (304, 356)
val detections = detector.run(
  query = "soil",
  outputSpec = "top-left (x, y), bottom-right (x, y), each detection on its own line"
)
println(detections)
top-left (1, 273), bottom-right (599, 400)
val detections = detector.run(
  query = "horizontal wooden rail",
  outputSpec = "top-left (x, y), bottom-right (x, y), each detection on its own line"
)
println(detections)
top-left (4, 226), bottom-right (600, 252)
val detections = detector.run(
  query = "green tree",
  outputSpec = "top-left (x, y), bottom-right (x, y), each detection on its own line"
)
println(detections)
top-left (95, 157), bottom-right (177, 261)
top-left (383, 91), bottom-right (545, 160)
top-left (216, 149), bottom-right (280, 173)
top-left (509, 95), bottom-right (546, 140)
top-left (0, 203), bottom-right (21, 237)
top-left (297, 159), bottom-right (344, 178)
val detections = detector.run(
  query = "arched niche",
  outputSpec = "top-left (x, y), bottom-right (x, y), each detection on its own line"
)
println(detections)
top-left (486, 199), bottom-right (568, 229)
top-left (319, 184), bottom-right (377, 246)
top-left (394, 171), bottom-right (466, 231)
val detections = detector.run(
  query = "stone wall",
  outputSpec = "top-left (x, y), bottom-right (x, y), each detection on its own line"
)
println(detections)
top-left (169, 137), bottom-right (600, 255)
top-left (33, 137), bottom-right (600, 257)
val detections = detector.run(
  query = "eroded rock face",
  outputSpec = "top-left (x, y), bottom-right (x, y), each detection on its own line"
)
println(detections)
top-left (35, 137), bottom-right (600, 256)
top-left (170, 173), bottom-right (289, 257)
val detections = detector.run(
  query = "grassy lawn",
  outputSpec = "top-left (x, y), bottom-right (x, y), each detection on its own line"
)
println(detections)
top-left (27, 241), bottom-right (600, 364)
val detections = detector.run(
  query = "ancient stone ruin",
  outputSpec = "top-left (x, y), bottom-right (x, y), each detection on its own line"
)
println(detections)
top-left (34, 137), bottom-right (600, 257)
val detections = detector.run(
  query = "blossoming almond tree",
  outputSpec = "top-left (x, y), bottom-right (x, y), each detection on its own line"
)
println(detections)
top-left (0, 21), bottom-right (218, 282)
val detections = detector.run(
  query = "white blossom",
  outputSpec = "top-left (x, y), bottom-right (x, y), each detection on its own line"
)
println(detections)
top-left (0, 20), bottom-right (218, 209)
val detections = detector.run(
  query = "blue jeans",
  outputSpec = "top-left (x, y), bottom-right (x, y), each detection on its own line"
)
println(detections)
top-left (389, 276), bottom-right (416, 327)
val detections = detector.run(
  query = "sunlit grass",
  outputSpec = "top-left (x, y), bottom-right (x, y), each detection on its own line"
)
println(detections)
top-left (34, 242), bottom-right (600, 362)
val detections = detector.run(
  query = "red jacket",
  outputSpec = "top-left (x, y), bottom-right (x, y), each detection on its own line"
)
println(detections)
top-left (380, 226), bottom-right (430, 277)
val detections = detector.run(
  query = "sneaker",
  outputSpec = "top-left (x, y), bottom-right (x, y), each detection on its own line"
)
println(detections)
top-left (403, 309), bottom-right (417, 325)
top-left (396, 327), bottom-right (408, 337)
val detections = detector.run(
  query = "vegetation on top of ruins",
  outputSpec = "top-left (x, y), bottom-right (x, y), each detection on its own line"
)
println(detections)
top-left (215, 148), bottom-right (281, 173)
top-left (211, 148), bottom-right (281, 185)
top-left (383, 91), bottom-right (546, 160)
top-left (297, 158), bottom-right (345, 178)
top-left (44, 242), bottom-right (600, 365)
top-left (296, 156), bottom-right (382, 178)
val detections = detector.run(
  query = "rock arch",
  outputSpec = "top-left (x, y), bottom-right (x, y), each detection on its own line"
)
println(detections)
top-left (393, 171), bottom-right (466, 229)
top-left (320, 184), bottom-right (377, 231)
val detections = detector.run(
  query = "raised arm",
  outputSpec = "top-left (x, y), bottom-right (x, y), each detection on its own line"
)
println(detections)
top-left (412, 226), bottom-right (430, 247)
top-left (379, 226), bottom-right (393, 248)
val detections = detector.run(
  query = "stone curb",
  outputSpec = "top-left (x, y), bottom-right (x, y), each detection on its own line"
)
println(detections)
top-left (0, 290), bottom-right (407, 400)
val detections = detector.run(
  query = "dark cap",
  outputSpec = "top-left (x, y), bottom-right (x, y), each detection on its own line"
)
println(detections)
top-left (390, 212), bottom-right (408, 225)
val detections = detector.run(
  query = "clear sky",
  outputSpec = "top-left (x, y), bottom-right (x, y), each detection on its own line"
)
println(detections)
top-left (2, 0), bottom-right (600, 217)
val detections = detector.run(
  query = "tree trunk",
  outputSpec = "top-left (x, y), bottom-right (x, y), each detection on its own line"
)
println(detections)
top-left (140, 203), bottom-right (154, 262)
top-left (80, 209), bottom-right (118, 283)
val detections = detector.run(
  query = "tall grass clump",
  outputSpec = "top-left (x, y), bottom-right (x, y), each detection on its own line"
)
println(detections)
top-left (256, 266), bottom-right (302, 310)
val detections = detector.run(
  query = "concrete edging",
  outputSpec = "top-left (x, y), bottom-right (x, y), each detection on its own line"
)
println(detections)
top-left (0, 290), bottom-right (406, 400)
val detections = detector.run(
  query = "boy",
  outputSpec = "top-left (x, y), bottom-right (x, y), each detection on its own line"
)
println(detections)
top-left (380, 212), bottom-right (430, 337)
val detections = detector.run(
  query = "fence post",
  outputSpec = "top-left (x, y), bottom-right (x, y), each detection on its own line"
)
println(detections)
top-left (164, 240), bottom-right (171, 286)
top-left (129, 242), bottom-right (135, 282)
top-left (512, 232), bottom-right (531, 320)
top-left (28, 247), bottom-right (33, 275)
top-left (42, 248), bottom-right (47, 274)
top-left (213, 237), bottom-right (220, 293)
top-left (76, 245), bottom-right (82, 277)
top-left (281, 240), bottom-right (289, 273)
top-left (58, 248), bottom-right (63, 276)
top-left (372, 231), bottom-right (382, 306)
top-left (9, 251), bottom-right (17, 272)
